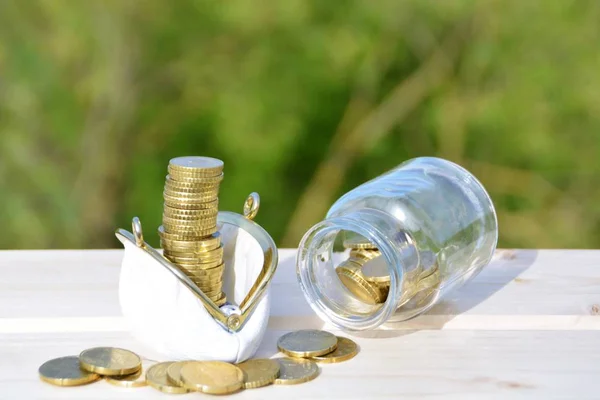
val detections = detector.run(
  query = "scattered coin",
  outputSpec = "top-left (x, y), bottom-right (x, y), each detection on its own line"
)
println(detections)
top-left (39, 356), bottom-right (100, 387)
top-left (237, 358), bottom-right (280, 389)
top-left (273, 358), bottom-right (319, 385)
top-left (105, 368), bottom-right (147, 388)
top-left (277, 329), bottom-right (338, 358)
top-left (180, 361), bottom-right (244, 395)
top-left (309, 337), bottom-right (358, 363)
top-left (146, 362), bottom-right (190, 394)
top-left (79, 347), bottom-right (141, 376)
top-left (166, 361), bottom-right (193, 387)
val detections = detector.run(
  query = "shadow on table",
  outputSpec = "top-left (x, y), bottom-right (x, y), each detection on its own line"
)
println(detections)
top-left (351, 249), bottom-right (538, 339)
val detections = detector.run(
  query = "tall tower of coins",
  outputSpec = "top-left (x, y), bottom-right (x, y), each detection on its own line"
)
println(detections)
top-left (158, 156), bottom-right (226, 306)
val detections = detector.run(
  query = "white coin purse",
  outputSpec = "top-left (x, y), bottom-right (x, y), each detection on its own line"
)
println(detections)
top-left (115, 194), bottom-right (278, 363)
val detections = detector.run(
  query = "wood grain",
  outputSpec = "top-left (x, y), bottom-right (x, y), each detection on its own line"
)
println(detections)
top-left (1, 248), bottom-right (599, 398)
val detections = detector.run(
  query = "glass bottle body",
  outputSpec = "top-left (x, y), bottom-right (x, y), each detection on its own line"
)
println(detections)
top-left (296, 157), bottom-right (498, 330)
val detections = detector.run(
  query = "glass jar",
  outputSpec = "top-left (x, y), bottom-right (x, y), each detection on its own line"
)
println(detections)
top-left (296, 157), bottom-right (498, 331)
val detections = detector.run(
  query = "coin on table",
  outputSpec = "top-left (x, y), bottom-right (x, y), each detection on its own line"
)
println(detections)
top-left (336, 265), bottom-right (383, 304)
top-left (79, 347), bottom-right (141, 376)
top-left (166, 361), bottom-right (194, 387)
top-left (39, 356), bottom-right (100, 386)
top-left (146, 362), bottom-right (190, 394)
top-left (180, 361), bottom-right (244, 394)
top-left (273, 358), bottom-right (319, 385)
top-left (236, 358), bottom-right (280, 389)
top-left (277, 329), bottom-right (338, 358)
top-left (105, 368), bottom-right (147, 388)
top-left (309, 336), bottom-right (359, 363)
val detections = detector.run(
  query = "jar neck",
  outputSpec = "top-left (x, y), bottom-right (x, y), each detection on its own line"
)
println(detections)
top-left (296, 208), bottom-right (419, 331)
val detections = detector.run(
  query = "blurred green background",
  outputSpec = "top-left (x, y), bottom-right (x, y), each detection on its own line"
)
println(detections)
top-left (1, 0), bottom-right (599, 250)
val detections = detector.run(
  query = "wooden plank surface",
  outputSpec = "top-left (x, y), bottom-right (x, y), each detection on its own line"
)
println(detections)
top-left (1, 249), bottom-right (599, 399)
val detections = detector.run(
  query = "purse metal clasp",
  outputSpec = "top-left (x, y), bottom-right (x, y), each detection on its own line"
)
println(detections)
top-left (115, 193), bottom-right (278, 332)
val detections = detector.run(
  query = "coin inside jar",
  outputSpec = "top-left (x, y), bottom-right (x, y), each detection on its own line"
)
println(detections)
top-left (180, 361), bottom-right (244, 395)
top-left (343, 234), bottom-right (378, 250)
top-left (79, 347), bottom-right (141, 376)
top-left (146, 362), bottom-right (190, 394)
top-left (273, 358), bottom-right (319, 385)
top-left (277, 329), bottom-right (338, 358)
top-left (39, 356), bottom-right (100, 386)
top-left (336, 265), bottom-right (383, 304)
top-left (236, 358), bottom-right (280, 389)
top-left (309, 336), bottom-right (359, 363)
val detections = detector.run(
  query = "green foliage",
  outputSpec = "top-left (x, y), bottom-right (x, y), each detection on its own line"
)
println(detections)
top-left (0, 0), bottom-right (599, 249)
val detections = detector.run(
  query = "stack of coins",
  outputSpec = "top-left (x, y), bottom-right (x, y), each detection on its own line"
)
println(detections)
top-left (277, 329), bottom-right (359, 365)
top-left (158, 156), bottom-right (226, 306)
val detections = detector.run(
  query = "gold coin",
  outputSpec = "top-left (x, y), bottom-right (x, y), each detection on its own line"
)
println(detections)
top-left (364, 273), bottom-right (391, 285)
top-left (164, 183), bottom-right (221, 194)
top-left (189, 271), bottom-right (223, 282)
top-left (277, 329), bottom-right (338, 358)
top-left (237, 358), bottom-right (280, 389)
top-left (161, 219), bottom-right (219, 232)
top-left (163, 198), bottom-right (219, 210)
top-left (192, 279), bottom-right (223, 289)
top-left (336, 265), bottom-right (382, 304)
top-left (169, 156), bottom-right (224, 175)
top-left (159, 225), bottom-right (216, 239)
top-left (79, 347), bottom-right (141, 376)
top-left (166, 361), bottom-right (194, 387)
top-left (105, 368), bottom-right (147, 388)
top-left (146, 362), bottom-right (190, 394)
top-left (163, 207), bottom-right (218, 219)
top-left (343, 235), bottom-right (378, 250)
top-left (163, 201), bottom-right (219, 211)
top-left (162, 247), bottom-right (222, 259)
top-left (39, 356), bottom-right (100, 386)
top-left (167, 172), bottom-right (224, 184)
top-left (192, 281), bottom-right (224, 292)
top-left (180, 260), bottom-right (224, 271)
top-left (200, 288), bottom-right (222, 298)
top-left (163, 190), bottom-right (220, 202)
top-left (163, 190), bottom-right (219, 202)
top-left (180, 361), bottom-right (244, 394)
top-left (165, 177), bottom-right (222, 190)
top-left (181, 269), bottom-right (224, 281)
top-left (161, 223), bottom-right (217, 237)
top-left (164, 180), bottom-right (221, 193)
top-left (273, 358), bottom-right (319, 385)
top-left (161, 242), bottom-right (221, 253)
top-left (350, 248), bottom-right (381, 262)
top-left (165, 244), bottom-right (223, 258)
top-left (308, 336), bottom-right (358, 363)
top-left (214, 293), bottom-right (227, 306)
top-left (160, 232), bottom-right (221, 250)
top-left (167, 253), bottom-right (222, 265)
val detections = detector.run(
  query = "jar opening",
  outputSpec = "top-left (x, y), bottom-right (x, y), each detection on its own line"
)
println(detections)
top-left (296, 211), bottom-right (408, 331)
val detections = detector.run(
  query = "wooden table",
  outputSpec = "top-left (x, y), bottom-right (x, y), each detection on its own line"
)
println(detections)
top-left (1, 249), bottom-right (599, 399)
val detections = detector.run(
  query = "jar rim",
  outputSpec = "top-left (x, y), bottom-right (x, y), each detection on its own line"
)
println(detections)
top-left (296, 210), bottom-right (408, 331)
